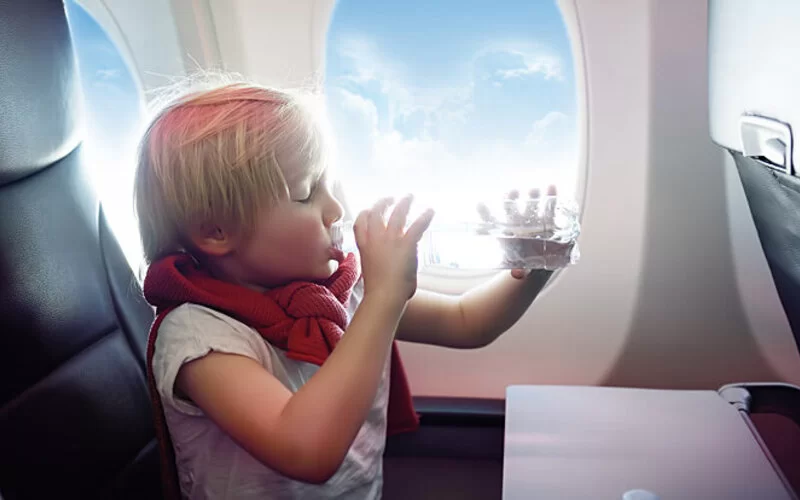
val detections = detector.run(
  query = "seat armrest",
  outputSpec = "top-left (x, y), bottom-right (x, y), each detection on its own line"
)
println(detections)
top-left (719, 382), bottom-right (800, 426)
top-left (384, 397), bottom-right (505, 460)
top-left (719, 382), bottom-right (800, 497)
top-left (414, 396), bottom-right (505, 427)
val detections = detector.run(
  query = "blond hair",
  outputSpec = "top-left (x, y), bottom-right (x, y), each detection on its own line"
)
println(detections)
top-left (134, 78), bottom-right (329, 264)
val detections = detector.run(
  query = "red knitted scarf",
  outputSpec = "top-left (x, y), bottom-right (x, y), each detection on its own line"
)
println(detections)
top-left (142, 252), bottom-right (419, 499)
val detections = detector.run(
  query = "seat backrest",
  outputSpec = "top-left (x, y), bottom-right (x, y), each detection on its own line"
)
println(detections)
top-left (0, 1), bottom-right (158, 498)
top-left (708, 0), bottom-right (800, 354)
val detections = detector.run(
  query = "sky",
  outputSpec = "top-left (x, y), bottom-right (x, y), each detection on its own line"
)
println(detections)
top-left (323, 0), bottom-right (578, 220)
top-left (63, 0), bottom-right (577, 270)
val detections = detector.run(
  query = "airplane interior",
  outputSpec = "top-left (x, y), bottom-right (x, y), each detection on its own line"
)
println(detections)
top-left (1, 0), bottom-right (799, 498)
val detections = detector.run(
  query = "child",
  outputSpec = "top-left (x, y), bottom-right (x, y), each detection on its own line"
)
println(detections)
top-left (135, 80), bottom-right (553, 500)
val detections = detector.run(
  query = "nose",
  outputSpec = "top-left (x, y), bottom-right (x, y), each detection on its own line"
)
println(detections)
top-left (323, 192), bottom-right (344, 228)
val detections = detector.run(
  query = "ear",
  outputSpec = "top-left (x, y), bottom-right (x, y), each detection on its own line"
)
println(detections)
top-left (187, 222), bottom-right (236, 257)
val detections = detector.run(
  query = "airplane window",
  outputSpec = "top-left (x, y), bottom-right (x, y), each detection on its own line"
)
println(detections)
top-left (65, 0), bottom-right (145, 274)
top-left (324, 0), bottom-right (579, 271)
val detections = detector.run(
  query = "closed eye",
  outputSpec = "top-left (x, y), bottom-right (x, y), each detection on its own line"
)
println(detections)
top-left (294, 184), bottom-right (316, 204)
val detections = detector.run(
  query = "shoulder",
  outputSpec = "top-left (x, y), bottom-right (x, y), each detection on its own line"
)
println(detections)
top-left (155, 303), bottom-right (264, 354)
top-left (152, 303), bottom-right (275, 414)
top-left (160, 302), bottom-right (250, 333)
top-left (155, 303), bottom-right (275, 360)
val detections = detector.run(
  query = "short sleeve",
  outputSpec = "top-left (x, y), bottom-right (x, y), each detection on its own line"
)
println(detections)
top-left (152, 303), bottom-right (272, 416)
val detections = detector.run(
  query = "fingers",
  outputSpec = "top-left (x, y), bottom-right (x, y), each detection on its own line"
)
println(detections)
top-left (477, 202), bottom-right (497, 224)
top-left (476, 203), bottom-right (495, 235)
top-left (353, 209), bottom-right (369, 248)
top-left (510, 268), bottom-right (528, 280)
top-left (387, 194), bottom-right (413, 235)
top-left (505, 190), bottom-right (522, 223)
top-left (544, 185), bottom-right (557, 221)
top-left (360, 195), bottom-right (432, 244)
top-left (405, 208), bottom-right (435, 243)
top-left (523, 188), bottom-right (542, 220)
top-left (368, 197), bottom-right (394, 235)
top-left (493, 186), bottom-right (557, 224)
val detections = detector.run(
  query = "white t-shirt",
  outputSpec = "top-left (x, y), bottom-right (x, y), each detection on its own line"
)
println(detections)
top-left (151, 281), bottom-right (390, 499)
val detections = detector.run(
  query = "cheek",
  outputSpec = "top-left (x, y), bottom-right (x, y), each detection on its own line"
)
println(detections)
top-left (278, 215), bottom-right (327, 253)
top-left (245, 210), bottom-right (328, 268)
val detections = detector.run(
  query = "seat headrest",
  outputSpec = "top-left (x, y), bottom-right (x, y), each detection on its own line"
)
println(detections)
top-left (0, 0), bottom-right (84, 187)
top-left (709, 0), bottom-right (800, 174)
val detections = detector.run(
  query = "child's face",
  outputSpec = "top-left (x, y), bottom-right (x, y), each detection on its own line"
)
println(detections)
top-left (231, 163), bottom-right (345, 289)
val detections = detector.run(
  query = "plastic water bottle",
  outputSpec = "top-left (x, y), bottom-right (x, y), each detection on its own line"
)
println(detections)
top-left (330, 194), bottom-right (580, 271)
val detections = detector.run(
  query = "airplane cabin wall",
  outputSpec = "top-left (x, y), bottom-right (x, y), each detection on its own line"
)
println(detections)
top-left (73, 0), bottom-right (800, 398)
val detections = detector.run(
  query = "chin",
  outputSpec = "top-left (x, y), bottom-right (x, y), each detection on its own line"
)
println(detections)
top-left (325, 260), bottom-right (339, 274)
top-left (315, 260), bottom-right (337, 279)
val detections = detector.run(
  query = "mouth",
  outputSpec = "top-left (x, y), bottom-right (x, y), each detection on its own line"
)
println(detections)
top-left (328, 225), bottom-right (344, 261)
top-left (330, 224), bottom-right (344, 250)
top-left (328, 246), bottom-right (345, 261)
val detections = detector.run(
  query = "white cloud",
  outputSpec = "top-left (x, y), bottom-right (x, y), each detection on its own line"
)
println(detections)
top-left (372, 131), bottom-right (455, 174)
top-left (496, 56), bottom-right (562, 80)
top-left (526, 111), bottom-right (568, 145)
top-left (327, 37), bottom-right (576, 218)
top-left (474, 42), bottom-right (564, 82)
top-left (333, 36), bottom-right (474, 139)
top-left (335, 88), bottom-right (379, 138)
top-left (335, 37), bottom-right (407, 93)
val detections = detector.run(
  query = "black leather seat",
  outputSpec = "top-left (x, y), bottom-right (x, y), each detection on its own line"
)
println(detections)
top-left (0, 0), bottom-right (159, 498)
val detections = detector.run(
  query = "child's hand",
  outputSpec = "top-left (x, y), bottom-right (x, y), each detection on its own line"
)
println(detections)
top-left (354, 195), bottom-right (435, 301)
top-left (477, 185), bottom-right (562, 278)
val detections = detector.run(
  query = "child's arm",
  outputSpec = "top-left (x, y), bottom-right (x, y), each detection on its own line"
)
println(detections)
top-left (175, 196), bottom-right (434, 485)
top-left (176, 291), bottom-right (404, 484)
top-left (395, 269), bottom-right (552, 348)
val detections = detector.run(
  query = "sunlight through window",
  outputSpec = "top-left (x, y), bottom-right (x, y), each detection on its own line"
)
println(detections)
top-left (324, 0), bottom-right (579, 270)
top-left (65, 0), bottom-right (145, 275)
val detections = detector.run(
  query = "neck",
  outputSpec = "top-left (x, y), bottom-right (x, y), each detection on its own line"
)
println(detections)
top-left (199, 252), bottom-right (275, 293)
